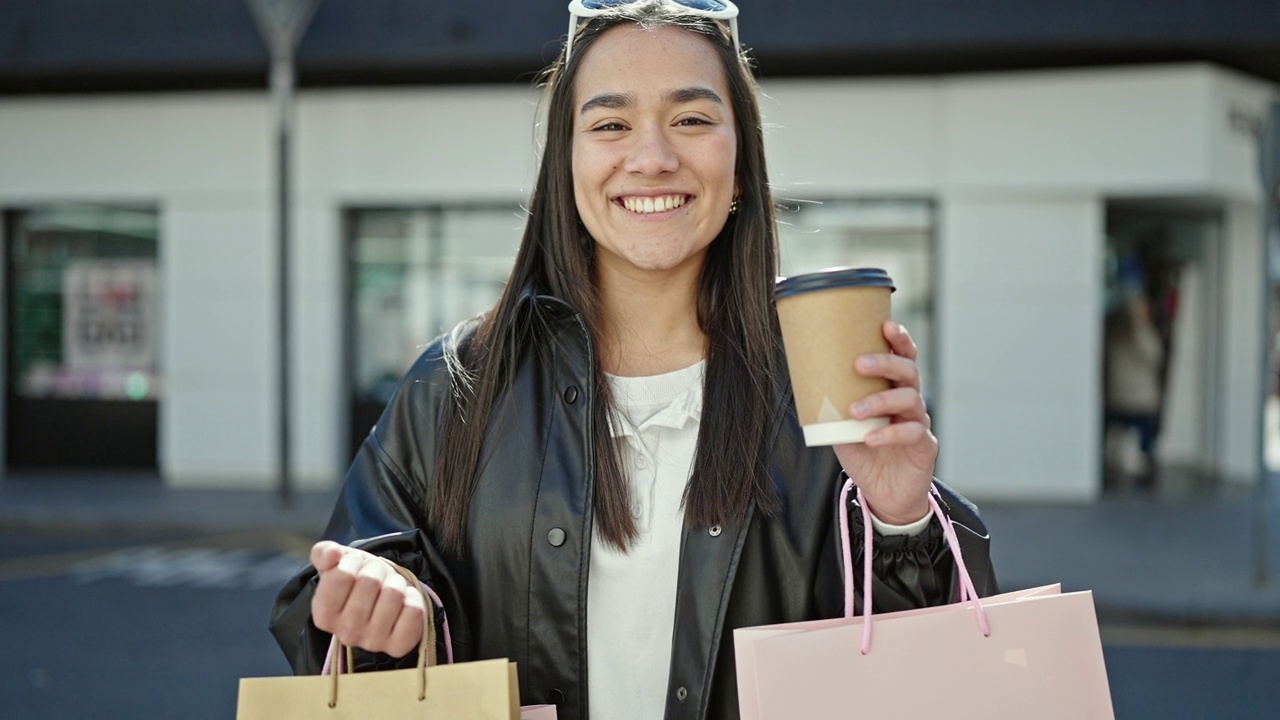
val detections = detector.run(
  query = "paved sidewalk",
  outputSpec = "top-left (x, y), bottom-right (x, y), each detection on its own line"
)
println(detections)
top-left (3, 470), bottom-right (1279, 624)
top-left (0, 472), bottom-right (336, 538)
top-left (981, 484), bottom-right (1280, 625)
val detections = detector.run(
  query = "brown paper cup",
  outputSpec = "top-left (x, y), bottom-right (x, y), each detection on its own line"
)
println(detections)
top-left (776, 268), bottom-right (895, 446)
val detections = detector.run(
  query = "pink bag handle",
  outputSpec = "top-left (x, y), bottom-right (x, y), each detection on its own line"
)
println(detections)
top-left (320, 559), bottom-right (456, 675)
top-left (838, 478), bottom-right (990, 655)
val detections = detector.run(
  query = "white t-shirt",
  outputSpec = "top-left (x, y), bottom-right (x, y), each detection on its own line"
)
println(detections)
top-left (589, 360), bottom-right (705, 720)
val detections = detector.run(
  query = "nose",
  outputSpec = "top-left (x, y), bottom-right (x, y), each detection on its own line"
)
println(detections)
top-left (622, 127), bottom-right (678, 177)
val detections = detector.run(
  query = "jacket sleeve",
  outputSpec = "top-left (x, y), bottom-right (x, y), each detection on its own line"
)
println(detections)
top-left (269, 342), bottom-right (468, 675)
top-left (844, 478), bottom-right (999, 613)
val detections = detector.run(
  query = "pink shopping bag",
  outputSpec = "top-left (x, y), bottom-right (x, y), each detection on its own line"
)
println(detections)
top-left (734, 481), bottom-right (1114, 720)
top-left (733, 584), bottom-right (1062, 720)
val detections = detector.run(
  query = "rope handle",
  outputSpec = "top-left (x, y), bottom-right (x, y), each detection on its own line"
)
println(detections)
top-left (838, 478), bottom-right (990, 655)
top-left (321, 559), bottom-right (448, 708)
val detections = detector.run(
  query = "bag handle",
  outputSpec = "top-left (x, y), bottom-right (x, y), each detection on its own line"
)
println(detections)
top-left (838, 478), bottom-right (991, 655)
top-left (322, 560), bottom-right (438, 708)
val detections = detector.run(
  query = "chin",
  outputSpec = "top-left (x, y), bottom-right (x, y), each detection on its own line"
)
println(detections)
top-left (623, 250), bottom-right (700, 273)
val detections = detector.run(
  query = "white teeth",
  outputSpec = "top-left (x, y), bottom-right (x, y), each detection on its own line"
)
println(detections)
top-left (622, 195), bottom-right (687, 214)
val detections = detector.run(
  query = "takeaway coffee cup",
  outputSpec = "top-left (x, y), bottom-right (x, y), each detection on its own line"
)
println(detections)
top-left (775, 267), bottom-right (896, 447)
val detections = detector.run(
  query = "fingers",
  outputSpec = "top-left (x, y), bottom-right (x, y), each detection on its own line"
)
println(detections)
top-left (331, 556), bottom-right (392, 643)
top-left (850, 386), bottom-right (930, 426)
top-left (855, 352), bottom-right (921, 389)
top-left (884, 322), bottom-right (918, 361)
top-left (330, 550), bottom-right (389, 648)
top-left (310, 541), bottom-right (346, 572)
top-left (865, 420), bottom-right (937, 450)
top-left (855, 323), bottom-right (921, 389)
top-left (360, 568), bottom-right (409, 652)
top-left (310, 547), bottom-right (427, 658)
top-left (311, 547), bottom-right (370, 633)
top-left (385, 590), bottom-right (428, 658)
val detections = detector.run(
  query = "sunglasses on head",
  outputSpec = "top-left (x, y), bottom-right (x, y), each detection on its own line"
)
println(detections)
top-left (565, 0), bottom-right (741, 63)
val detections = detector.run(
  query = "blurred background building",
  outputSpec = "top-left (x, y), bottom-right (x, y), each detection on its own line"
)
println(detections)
top-left (0, 0), bottom-right (1277, 504)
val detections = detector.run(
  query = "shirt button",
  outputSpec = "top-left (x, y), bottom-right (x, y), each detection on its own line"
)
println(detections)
top-left (676, 686), bottom-right (688, 702)
top-left (709, 525), bottom-right (722, 537)
top-left (547, 528), bottom-right (566, 547)
top-left (632, 505), bottom-right (643, 520)
top-left (637, 456), bottom-right (648, 469)
top-left (548, 688), bottom-right (565, 705)
top-left (563, 386), bottom-right (579, 404)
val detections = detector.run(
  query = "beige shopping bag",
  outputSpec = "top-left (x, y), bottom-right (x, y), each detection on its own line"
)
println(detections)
top-left (239, 562), bottom-right (521, 719)
top-left (734, 481), bottom-right (1114, 720)
top-left (237, 659), bottom-right (519, 720)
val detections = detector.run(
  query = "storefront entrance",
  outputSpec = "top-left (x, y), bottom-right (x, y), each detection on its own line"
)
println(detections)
top-left (1102, 200), bottom-right (1223, 492)
top-left (4, 205), bottom-right (161, 471)
top-left (344, 206), bottom-right (520, 460)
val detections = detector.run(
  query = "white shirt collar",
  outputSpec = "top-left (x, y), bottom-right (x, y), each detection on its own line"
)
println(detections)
top-left (605, 360), bottom-right (705, 438)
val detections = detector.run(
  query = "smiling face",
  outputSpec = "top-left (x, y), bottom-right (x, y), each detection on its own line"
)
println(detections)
top-left (571, 23), bottom-right (738, 279)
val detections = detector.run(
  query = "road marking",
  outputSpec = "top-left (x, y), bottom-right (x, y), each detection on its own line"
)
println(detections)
top-left (1101, 623), bottom-right (1280, 650)
top-left (72, 547), bottom-right (305, 589)
top-left (0, 530), bottom-right (313, 584)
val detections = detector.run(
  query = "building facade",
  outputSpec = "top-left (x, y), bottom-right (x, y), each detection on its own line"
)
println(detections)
top-left (1, 2), bottom-right (1277, 501)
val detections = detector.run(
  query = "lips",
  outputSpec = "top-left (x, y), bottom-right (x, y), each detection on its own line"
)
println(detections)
top-left (618, 194), bottom-right (690, 214)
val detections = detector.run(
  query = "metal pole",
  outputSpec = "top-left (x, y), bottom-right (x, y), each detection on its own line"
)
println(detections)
top-left (1256, 101), bottom-right (1280, 587)
top-left (247, 0), bottom-right (318, 508)
top-left (273, 56), bottom-right (294, 507)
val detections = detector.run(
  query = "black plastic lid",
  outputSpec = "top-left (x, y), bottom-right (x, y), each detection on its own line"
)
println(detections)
top-left (775, 267), bottom-right (895, 299)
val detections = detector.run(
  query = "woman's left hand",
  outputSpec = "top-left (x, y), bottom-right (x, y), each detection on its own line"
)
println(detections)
top-left (833, 321), bottom-right (938, 525)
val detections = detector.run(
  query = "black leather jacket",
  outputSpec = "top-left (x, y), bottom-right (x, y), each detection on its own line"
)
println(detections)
top-left (271, 294), bottom-right (998, 720)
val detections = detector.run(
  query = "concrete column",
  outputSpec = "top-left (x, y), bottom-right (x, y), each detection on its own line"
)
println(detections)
top-left (936, 196), bottom-right (1105, 501)
top-left (164, 196), bottom-right (277, 487)
top-left (292, 197), bottom-right (345, 488)
top-left (1216, 200), bottom-right (1265, 483)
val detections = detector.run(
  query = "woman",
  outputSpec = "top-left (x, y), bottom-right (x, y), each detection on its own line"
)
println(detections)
top-left (271, 2), bottom-right (997, 719)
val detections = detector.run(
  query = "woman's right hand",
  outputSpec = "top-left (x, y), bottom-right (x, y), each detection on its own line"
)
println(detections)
top-left (310, 541), bottom-right (427, 659)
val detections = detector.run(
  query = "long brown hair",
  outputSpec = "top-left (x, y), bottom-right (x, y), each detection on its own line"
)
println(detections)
top-left (430, 0), bottom-right (782, 555)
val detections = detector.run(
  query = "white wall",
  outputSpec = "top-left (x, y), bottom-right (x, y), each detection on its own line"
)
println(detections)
top-left (938, 66), bottom-right (1214, 193)
top-left (934, 198), bottom-right (1104, 500)
top-left (759, 80), bottom-right (940, 196)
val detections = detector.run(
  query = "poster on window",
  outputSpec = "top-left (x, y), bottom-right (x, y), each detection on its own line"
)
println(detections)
top-left (63, 260), bottom-right (157, 370)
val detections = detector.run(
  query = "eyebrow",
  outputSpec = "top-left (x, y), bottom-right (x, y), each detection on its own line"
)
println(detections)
top-left (579, 86), bottom-right (725, 116)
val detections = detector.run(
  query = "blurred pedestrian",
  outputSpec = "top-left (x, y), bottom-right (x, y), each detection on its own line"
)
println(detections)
top-left (1105, 257), bottom-right (1166, 488)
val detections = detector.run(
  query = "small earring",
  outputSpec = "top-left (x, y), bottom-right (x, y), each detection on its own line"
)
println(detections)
top-left (729, 198), bottom-right (740, 215)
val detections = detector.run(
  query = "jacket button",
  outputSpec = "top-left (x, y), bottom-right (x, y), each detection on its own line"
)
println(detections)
top-left (547, 528), bottom-right (566, 547)
top-left (563, 386), bottom-right (579, 404)
top-left (709, 525), bottom-right (722, 537)
top-left (676, 686), bottom-right (688, 702)
top-left (548, 688), bottom-right (565, 705)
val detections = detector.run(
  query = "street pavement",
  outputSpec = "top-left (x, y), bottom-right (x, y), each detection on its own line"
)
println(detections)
top-left (0, 527), bottom-right (304, 719)
top-left (2, 471), bottom-right (1280, 718)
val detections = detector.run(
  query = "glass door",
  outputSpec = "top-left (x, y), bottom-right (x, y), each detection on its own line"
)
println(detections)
top-left (345, 206), bottom-right (521, 459)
